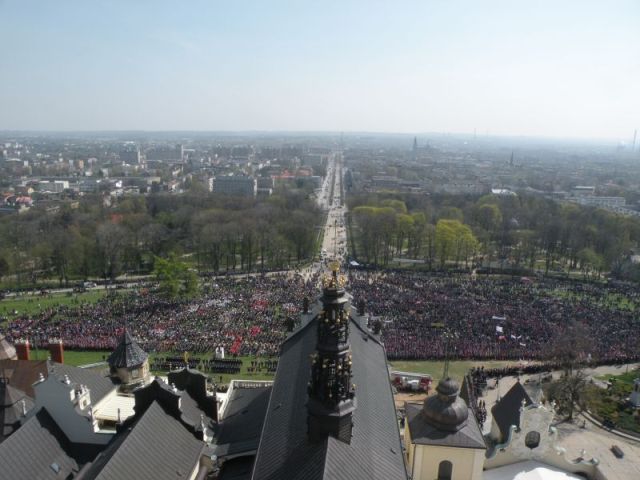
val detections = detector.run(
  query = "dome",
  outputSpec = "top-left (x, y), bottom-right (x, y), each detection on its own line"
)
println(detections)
top-left (422, 377), bottom-right (469, 432)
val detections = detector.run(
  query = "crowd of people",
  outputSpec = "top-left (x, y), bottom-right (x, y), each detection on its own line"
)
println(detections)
top-left (2, 270), bottom-right (639, 367)
top-left (348, 271), bottom-right (640, 363)
top-left (3, 273), bottom-right (319, 358)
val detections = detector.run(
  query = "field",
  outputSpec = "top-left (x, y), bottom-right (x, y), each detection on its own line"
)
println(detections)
top-left (588, 368), bottom-right (640, 434)
top-left (550, 289), bottom-right (638, 312)
top-left (0, 290), bottom-right (109, 325)
top-left (382, 359), bottom-right (519, 383)
top-left (57, 350), bottom-right (521, 386)
top-left (61, 351), bottom-right (276, 384)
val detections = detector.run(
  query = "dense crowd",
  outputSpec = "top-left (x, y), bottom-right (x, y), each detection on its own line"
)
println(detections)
top-left (2, 270), bottom-right (639, 365)
top-left (3, 273), bottom-right (319, 357)
top-left (349, 272), bottom-right (640, 363)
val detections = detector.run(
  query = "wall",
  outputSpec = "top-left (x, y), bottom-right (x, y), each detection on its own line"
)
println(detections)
top-left (412, 444), bottom-right (484, 480)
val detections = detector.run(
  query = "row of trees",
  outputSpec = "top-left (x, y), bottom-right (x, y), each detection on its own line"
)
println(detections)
top-left (348, 192), bottom-right (640, 276)
top-left (351, 200), bottom-right (479, 268)
top-left (0, 189), bottom-right (322, 288)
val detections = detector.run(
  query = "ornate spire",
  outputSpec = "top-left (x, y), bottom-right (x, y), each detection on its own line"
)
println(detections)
top-left (307, 266), bottom-right (356, 444)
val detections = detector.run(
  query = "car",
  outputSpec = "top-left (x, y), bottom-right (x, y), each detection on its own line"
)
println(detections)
top-left (83, 281), bottom-right (97, 288)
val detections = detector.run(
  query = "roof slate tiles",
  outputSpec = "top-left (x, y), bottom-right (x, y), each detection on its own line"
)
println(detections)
top-left (251, 315), bottom-right (408, 480)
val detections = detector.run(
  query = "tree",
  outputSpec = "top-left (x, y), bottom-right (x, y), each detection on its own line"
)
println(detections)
top-left (96, 223), bottom-right (129, 281)
top-left (546, 370), bottom-right (589, 421)
top-left (153, 253), bottom-right (199, 299)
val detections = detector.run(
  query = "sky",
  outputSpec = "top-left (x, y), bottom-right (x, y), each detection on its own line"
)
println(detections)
top-left (0, 1), bottom-right (639, 140)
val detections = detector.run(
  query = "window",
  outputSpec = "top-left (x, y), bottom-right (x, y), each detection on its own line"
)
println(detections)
top-left (438, 460), bottom-right (452, 480)
top-left (132, 369), bottom-right (139, 378)
top-left (525, 431), bottom-right (541, 449)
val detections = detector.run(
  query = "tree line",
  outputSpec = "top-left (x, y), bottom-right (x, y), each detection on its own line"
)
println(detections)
top-left (0, 189), bottom-right (321, 288)
top-left (348, 192), bottom-right (640, 278)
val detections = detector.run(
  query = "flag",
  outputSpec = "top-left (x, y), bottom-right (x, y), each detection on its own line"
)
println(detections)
top-left (496, 325), bottom-right (504, 333)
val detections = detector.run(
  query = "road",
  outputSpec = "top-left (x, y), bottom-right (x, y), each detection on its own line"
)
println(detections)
top-left (312, 152), bottom-right (348, 277)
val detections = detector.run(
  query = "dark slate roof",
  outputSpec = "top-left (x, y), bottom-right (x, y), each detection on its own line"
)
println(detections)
top-left (92, 401), bottom-right (205, 480)
top-left (0, 335), bottom-right (16, 360)
top-left (251, 315), bottom-right (409, 480)
top-left (220, 457), bottom-right (255, 480)
top-left (0, 408), bottom-right (81, 479)
top-left (50, 363), bottom-right (115, 405)
top-left (0, 359), bottom-right (48, 397)
top-left (491, 381), bottom-right (533, 440)
top-left (405, 402), bottom-right (486, 449)
top-left (1, 380), bottom-right (35, 442)
top-left (107, 330), bottom-right (148, 369)
top-left (213, 384), bottom-right (272, 457)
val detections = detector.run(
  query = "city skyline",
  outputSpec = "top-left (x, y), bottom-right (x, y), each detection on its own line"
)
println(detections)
top-left (1, 0), bottom-right (639, 141)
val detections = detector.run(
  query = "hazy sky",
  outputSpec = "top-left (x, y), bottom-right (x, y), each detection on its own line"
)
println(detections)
top-left (1, 1), bottom-right (639, 140)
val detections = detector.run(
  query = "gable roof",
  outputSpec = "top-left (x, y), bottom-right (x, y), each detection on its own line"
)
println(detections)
top-left (49, 363), bottom-right (115, 405)
top-left (250, 315), bottom-right (408, 480)
top-left (107, 330), bottom-right (148, 369)
top-left (0, 408), bottom-right (80, 479)
top-left (213, 384), bottom-right (272, 458)
top-left (0, 359), bottom-right (48, 397)
top-left (93, 401), bottom-right (204, 480)
top-left (405, 402), bottom-right (486, 449)
top-left (491, 381), bottom-right (533, 440)
top-left (1, 380), bottom-right (35, 442)
top-left (0, 335), bottom-right (16, 360)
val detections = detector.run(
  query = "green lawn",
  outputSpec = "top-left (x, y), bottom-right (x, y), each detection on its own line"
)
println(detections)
top-left (550, 289), bottom-right (637, 312)
top-left (587, 368), bottom-right (640, 434)
top-left (388, 359), bottom-right (520, 383)
top-left (61, 350), bottom-right (276, 384)
top-left (51, 351), bottom-right (523, 387)
top-left (0, 290), bottom-right (108, 325)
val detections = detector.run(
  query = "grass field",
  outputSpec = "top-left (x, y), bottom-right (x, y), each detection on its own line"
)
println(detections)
top-left (61, 350), bottom-right (276, 384)
top-left (388, 359), bottom-right (521, 383)
top-left (550, 289), bottom-right (637, 312)
top-left (60, 350), bottom-right (517, 385)
top-left (588, 368), bottom-right (640, 434)
top-left (0, 290), bottom-right (108, 325)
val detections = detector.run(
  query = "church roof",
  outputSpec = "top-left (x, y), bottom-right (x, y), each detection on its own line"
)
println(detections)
top-left (250, 315), bottom-right (408, 480)
top-left (50, 363), bottom-right (116, 405)
top-left (213, 384), bottom-right (272, 458)
top-left (491, 381), bottom-right (533, 440)
top-left (0, 408), bottom-right (81, 479)
top-left (107, 330), bottom-right (148, 369)
top-left (1, 380), bottom-right (35, 442)
top-left (405, 402), bottom-right (486, 449)
top-left (92, 401), bottom-right (204, 480)
top-left (0, 359), bottom-right (48, 397)
top-left (421, 377), bottom-right (470, 432)
top-left (0, 336), bottom-right (16, 360)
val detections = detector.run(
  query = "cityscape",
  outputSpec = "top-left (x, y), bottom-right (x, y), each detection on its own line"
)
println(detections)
top-left (1, 2), bottom-right (640, 480)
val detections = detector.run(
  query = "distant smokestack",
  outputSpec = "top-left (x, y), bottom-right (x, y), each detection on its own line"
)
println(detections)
top-left (48, 339), bottom-right (64, 364)
top-left (15, 339), bottom-right (30, 361)
top-left (633, 129), bottom-right (637, 152)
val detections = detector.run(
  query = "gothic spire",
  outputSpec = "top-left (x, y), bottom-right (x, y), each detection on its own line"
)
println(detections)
top-left (307, 265), bottom-right (356, 443)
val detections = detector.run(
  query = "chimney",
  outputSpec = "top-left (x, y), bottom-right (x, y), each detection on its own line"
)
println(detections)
top-left (49, 339), bottom-right (64, 364)
top-left (15, 339), bottom-right (30, 361)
